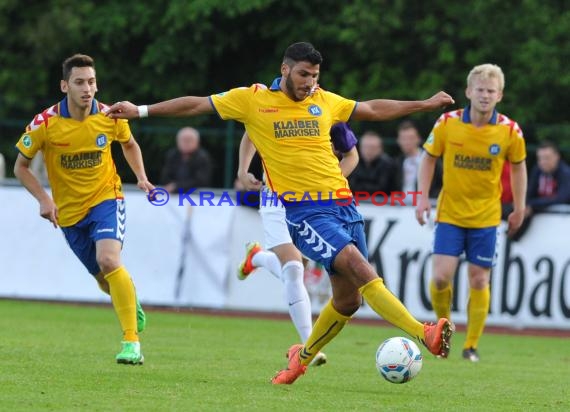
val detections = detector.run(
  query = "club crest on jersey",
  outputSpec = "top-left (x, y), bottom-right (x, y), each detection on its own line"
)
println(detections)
top-left (96, 134), bottom-right (107, 148)
top-left (489, 144), bottom-right (500, 156)
top-left (22, 135), bottom-right (32, 148)
top-left (308, 105), bottom-right (322, 116)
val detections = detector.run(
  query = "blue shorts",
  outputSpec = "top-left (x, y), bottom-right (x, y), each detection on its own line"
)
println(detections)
top-left (61, 199), bottom-right (126, 275)
top-left (433, 222), bottom-right (498, 268)
top-left (285, 201), bottom-right (367, 274)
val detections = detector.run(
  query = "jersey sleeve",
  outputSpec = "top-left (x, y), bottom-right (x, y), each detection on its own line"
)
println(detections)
top-left (423, 114), bottom-right (447, 157)
top-left (330, 122), bottom-right (357, 153)
top-left (322, 90), bottom-right (357, 123)
top-left (114, 119), bottom-right (132, 143)
top-left (506, 122), bottom-right (526, 163)
top-left (210, 85), bottom-right (257, 123)
top-left (15, 115), bottom-right (47, 159)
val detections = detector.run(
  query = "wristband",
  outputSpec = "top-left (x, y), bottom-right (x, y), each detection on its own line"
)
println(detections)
top-left (137, 105), bottom-right (149, 118)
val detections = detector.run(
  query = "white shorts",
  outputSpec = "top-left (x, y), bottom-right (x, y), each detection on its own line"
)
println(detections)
top-left (259, 186), bottom-right (292, 249)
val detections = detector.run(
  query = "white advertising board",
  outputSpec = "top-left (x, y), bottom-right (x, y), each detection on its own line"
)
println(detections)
top-left (1, 186), bottom-right (568, 330)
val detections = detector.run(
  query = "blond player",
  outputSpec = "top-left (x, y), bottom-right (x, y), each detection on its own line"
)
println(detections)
top-left (416, 64), bottom-right (527, 361)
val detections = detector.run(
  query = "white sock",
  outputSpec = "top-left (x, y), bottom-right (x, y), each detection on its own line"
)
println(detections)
top-left (281, 260), bottom-right (313, 343)
top-left (251, 250), bottom-right (282, 279)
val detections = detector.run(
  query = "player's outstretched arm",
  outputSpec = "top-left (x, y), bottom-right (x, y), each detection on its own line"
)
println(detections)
top-left (352, 91), bottom-right (454, 121)
top-left (107, 96), bottom-right (214, 120)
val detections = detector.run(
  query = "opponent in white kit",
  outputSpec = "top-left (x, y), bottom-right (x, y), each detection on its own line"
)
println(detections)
top-left (237, 122), bottom-right (359, 366)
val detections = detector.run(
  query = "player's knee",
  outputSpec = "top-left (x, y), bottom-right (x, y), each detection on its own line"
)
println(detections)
top-left (335, 245), bottom-right (376, 284)
top-left (432, 276), bottom-right (451, 289)
top-left (332, 295), bottom-right (361, 317)
top-left (281, 260), bottom-right (304, 284)
top-left (470, 279), bottom-right (488, 290)
top-left (96, 253), bottom-right (121, 273)
top-left (273, 243), bottom-right (302, 264)
top-left (432, 265), bottom-right (455, 286)
top-left (468, 270), bottom-right (490, 289)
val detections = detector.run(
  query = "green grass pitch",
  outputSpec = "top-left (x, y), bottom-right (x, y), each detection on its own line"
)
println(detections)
top-left (0, 299), bottom-right (568, 411)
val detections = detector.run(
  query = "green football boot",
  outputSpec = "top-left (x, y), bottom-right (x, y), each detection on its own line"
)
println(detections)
top-left (116, 341), bottom-right (144, 365)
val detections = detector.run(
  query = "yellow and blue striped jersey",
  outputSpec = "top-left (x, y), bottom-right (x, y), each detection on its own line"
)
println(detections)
top-left (424, 107), bottom-right (526, 227)
top-left (210, 78), bottom-right (356, 201)
top-left (16, 97), bottom-right (131, 227)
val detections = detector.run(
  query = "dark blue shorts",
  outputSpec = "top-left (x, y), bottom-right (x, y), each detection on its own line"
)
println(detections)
top-left (285, 200), bottom-right (367, 274)
top-left (433, 222), bottom-right (498, 268)
top-left (61, 199), bottom-right (126, 275)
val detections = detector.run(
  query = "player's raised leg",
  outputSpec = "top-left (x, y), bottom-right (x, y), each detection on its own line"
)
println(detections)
top-left (336, 245), bottom-right (453, 357)
top-left (272, 244), bottom-right (453, 385)
top-left (272, 203), bottom-right (452, 384)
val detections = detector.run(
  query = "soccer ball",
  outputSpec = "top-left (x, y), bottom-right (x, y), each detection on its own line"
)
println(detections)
top-left (375, 337), bottom-right (423, 384)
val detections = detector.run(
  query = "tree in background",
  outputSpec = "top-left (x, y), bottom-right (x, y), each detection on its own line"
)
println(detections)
top-left (1, 0), bottom-right (568, 182)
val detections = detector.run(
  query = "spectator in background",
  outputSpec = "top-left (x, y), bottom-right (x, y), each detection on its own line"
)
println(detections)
top-left (508, 142), bottom-right (570, 241)
top-left (526, 140), bottom-right (570, 214)
top-left (349, 131), bottom-right (398, 194)
top-left (394, 120), bottom-right (442, 201)
top-left (161, 127), bottom-right (213, 192)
